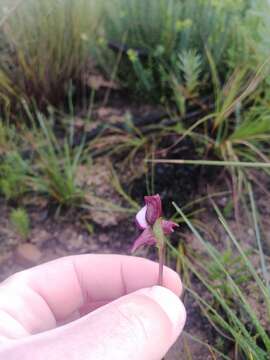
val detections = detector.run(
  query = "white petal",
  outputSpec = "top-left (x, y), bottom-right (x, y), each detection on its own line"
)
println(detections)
top-left (136, 205), bottom-right (148, 229)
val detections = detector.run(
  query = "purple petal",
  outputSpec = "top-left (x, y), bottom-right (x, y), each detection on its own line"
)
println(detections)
top-left (162, 220), bottom-right (179, 235)
top-left (135, 205), bottom-right (148, 229)
top-left (131, 227), bottom-right (157, 253)
top-left (144, 194), bottom-right (162, 225)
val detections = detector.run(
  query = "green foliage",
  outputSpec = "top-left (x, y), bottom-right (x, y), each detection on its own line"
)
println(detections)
top-left (207, 248), bottom-right (251, 289)
top-left (0, 152), bottom-right (29, 200)
top-left (126, 50), bottom-right (156, 93)
top-left (169, 58), bottom-right (270, 180)
top-left (104, 0), bottom-right (182, 55)
top-left (104, 0), bottom-right (247, 63)
top-left (173, 199), bottom-right (270, 359)
top-left (171, 49), bottom-right (203, 113)
top-left (177, 50), bottom-right (202, 95)
top-left (10, 208), bottom-right (30, 240)
top-left (30, 113), bottom-right (86, 207)
top-left (101, 0), bottom-right (256, 99)
top-left (0, 119), bottom-right (22, 155)
top-left (230, 105), bottom-right (270, 142)
top-left (0, 0), bottom-right (267, 105)
top-left (241, 0), bottom-right (270, 68)
top-left (0, 122), bottom-right (8, 148)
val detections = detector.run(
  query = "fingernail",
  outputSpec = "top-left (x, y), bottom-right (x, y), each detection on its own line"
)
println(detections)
top-left (145, 286), bottom-right (186, 337)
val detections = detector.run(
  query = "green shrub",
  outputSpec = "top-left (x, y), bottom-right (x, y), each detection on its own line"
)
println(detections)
top-left (0, 118), bottom-right (22, 154)
top-left (173, 192), bottom-right (270, 359)
top-left (0, 152), bottom-right (29, 200)
top-left (10, 207), bottom-right (30, 240)
top-left (101, 0), bottom-right (254, 98)
top-left (0, 0), bottom-right (267, 105)
top-left (104, 0), bottom-right (183, 55)
top-left (29, 112), bottom-right (86, 207)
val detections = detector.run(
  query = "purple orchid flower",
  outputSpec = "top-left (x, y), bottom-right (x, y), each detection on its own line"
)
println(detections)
top-left (132, 194), bottom-right (178, 253)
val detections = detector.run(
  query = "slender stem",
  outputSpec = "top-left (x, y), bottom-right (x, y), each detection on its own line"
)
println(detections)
top-left (158, 244), bottom-right (166, 360)
top-left (147, 159), bottom-right (270, 168)
top-left (158, 245), bottom-right (165, 286)
top-left (158, 245), bottom-right (166, 360)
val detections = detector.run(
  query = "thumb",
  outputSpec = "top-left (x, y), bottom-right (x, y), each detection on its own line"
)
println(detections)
top-left (4, 286), bottom-right (186, 360)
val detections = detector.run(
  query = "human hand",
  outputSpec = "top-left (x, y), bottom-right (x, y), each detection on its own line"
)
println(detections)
top-left (0, 254), bottom-right (186, 359)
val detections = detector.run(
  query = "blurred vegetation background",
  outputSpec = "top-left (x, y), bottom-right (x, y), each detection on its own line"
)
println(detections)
top-left (0, 0), bottom-right (270, 359)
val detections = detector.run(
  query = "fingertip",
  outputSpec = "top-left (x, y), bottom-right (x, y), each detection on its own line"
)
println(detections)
top-left (140, 286), bottom-right (186, 341)
top-left (163, 265), bottom-right (183, 297)
top-left (125, 256), bottom-right (183, 297)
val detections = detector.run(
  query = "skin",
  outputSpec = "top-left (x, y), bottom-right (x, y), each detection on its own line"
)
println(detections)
top-left (0, 254), bottom-right (186, 360)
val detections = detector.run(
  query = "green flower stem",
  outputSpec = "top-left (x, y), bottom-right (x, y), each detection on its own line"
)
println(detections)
top-left (158, 245), bottom-right (166, 286)
top-left (153, 218), bottom-right (166, 286)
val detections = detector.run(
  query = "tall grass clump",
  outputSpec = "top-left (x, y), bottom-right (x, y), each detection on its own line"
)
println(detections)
top-left (104, 0), bottom-right (247, 62)
top-left (0, 0), bottom-right (103, 111)
top-left (0, 151), bottom-right (30, 201)
top-left (0, 0), bottom-right (267, 106)
top-left (172, 193), bottom-right (270, 359)
top-left (28, 111), bottom-right (87, 208)
top-left (10, 207), bottom-right (30, 240)
top-left (104, 0), bottom-right (182, 55)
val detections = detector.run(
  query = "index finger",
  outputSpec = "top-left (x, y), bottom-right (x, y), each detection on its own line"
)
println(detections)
top-left (1, 255), bottom-right (182, 328)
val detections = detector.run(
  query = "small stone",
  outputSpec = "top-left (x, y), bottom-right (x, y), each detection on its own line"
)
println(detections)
top-left (15, 243), bottom-right (42, 267)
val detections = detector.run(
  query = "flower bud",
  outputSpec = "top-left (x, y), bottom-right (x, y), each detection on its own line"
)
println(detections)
top-left (144, 194), bottom-right (162, 225)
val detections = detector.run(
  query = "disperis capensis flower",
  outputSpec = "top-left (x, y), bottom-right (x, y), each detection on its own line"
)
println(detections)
top-left (132, 194), bottom-right (178, 253)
